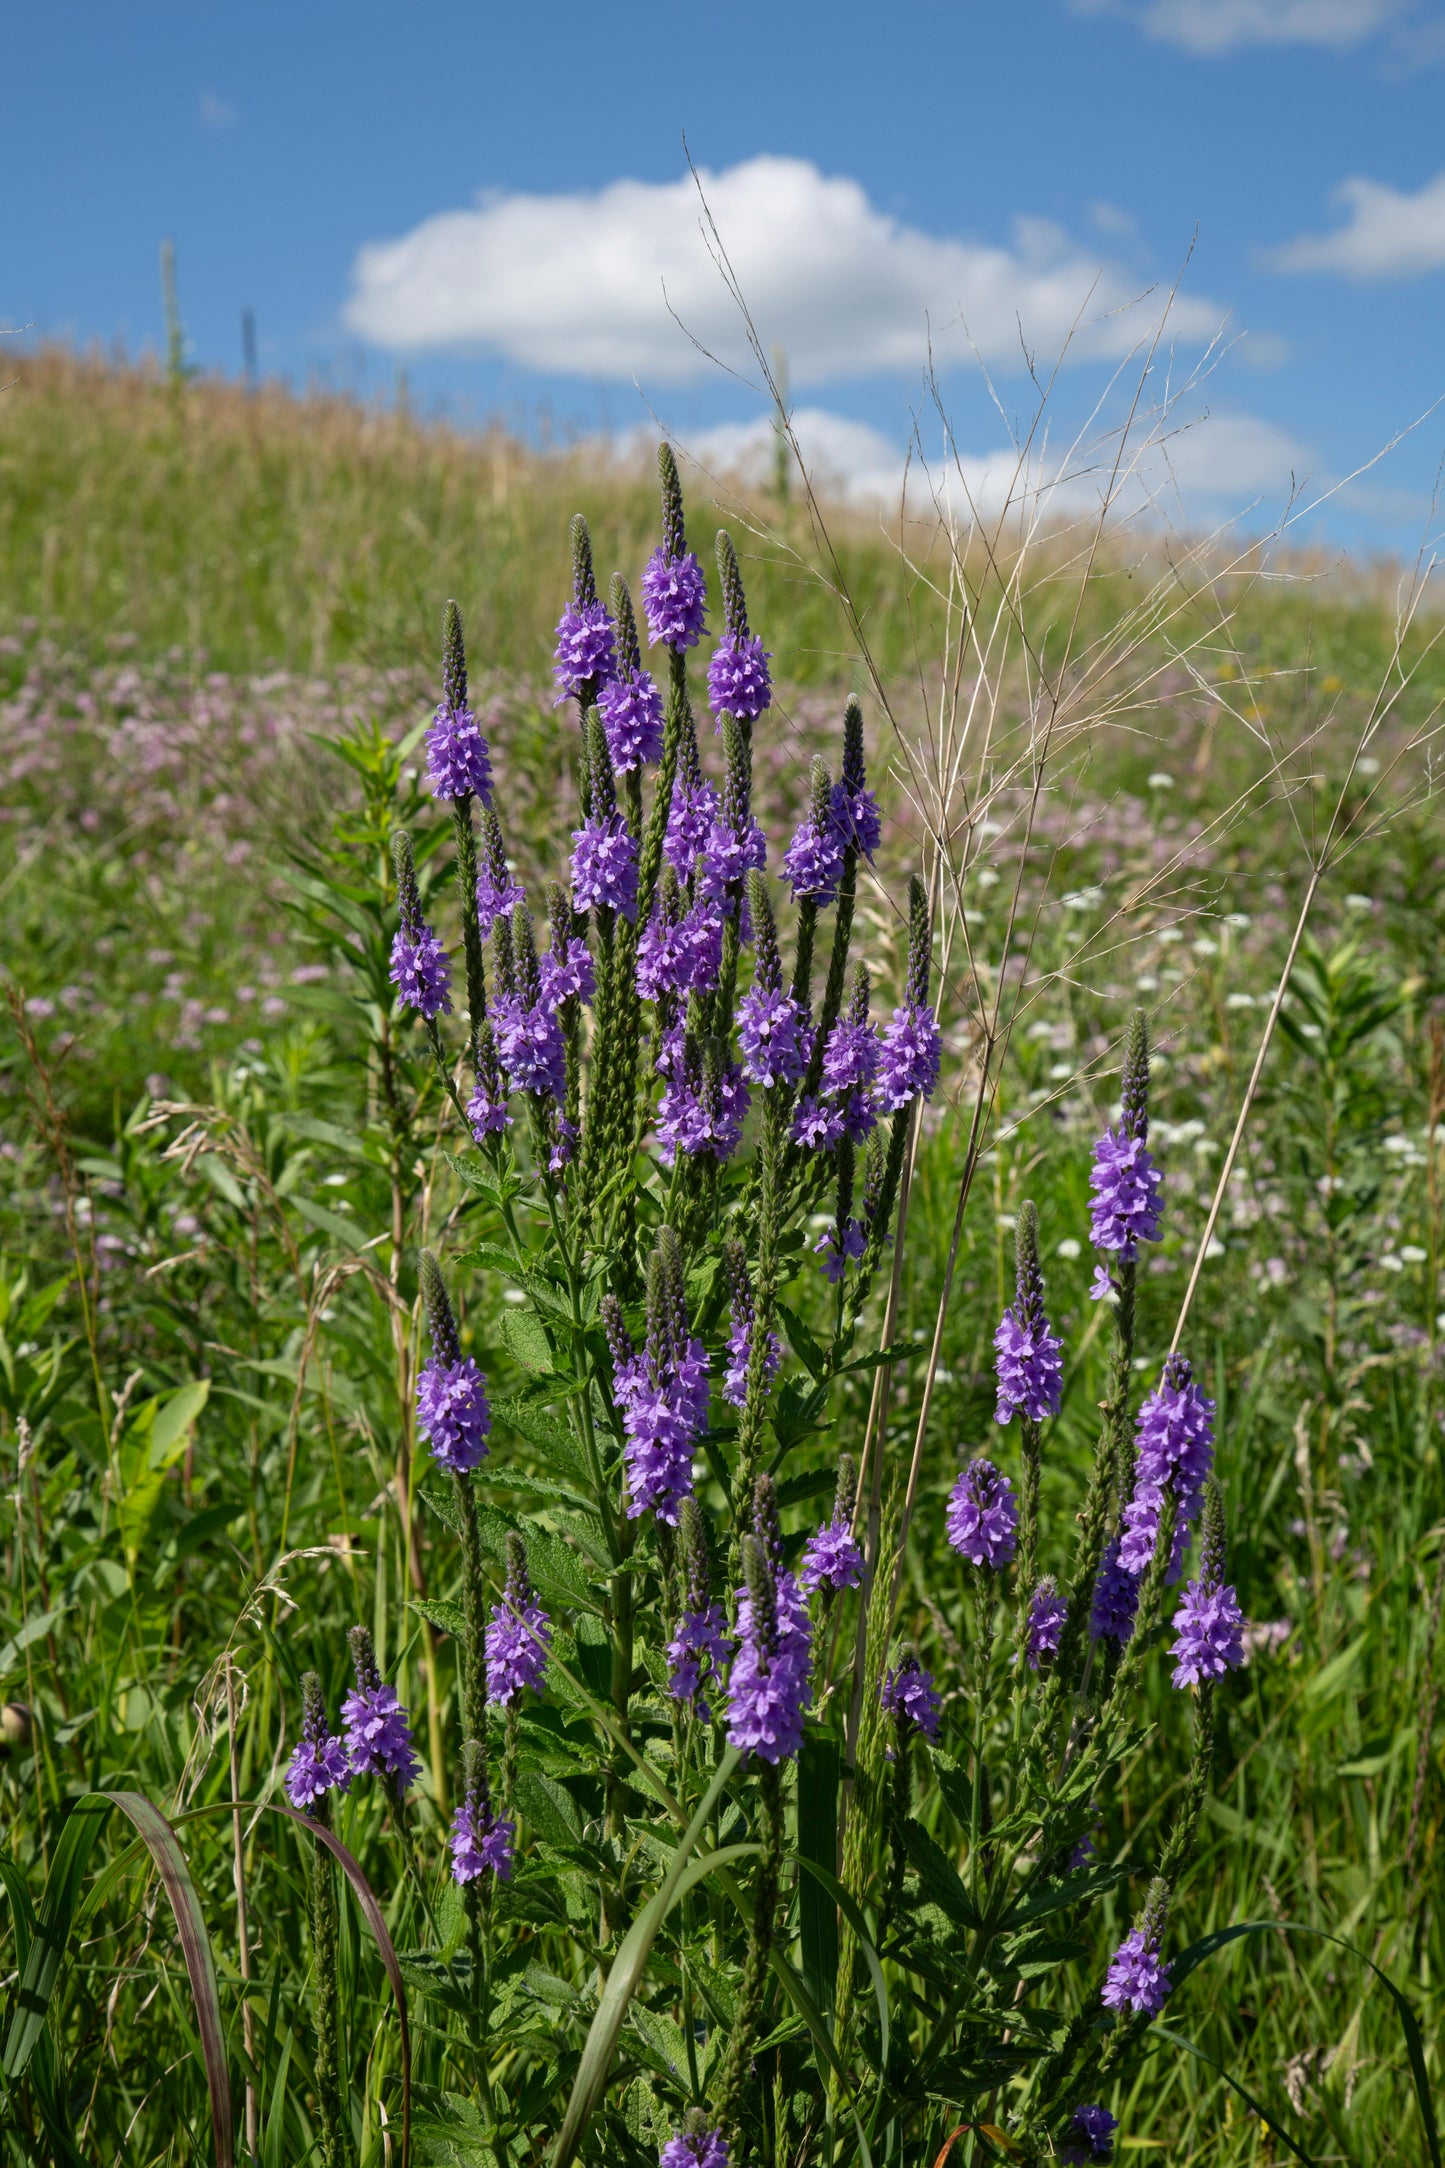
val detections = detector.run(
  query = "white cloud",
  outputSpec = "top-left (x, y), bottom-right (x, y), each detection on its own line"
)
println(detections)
top-left (664, 402), bottom-right (1312, 528)
top-left (1268, 169), bottom-right (1445, 276)
top-left (344, 155), bottom-right (1223, 384)
top-left (1079, 0), bottom-right (1417, 50)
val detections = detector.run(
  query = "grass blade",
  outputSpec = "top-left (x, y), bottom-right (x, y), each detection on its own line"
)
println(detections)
top-left (1170, 1921), bottom-right (1439, 2168)
top-left (793, 1853), bottom-right (889, 2072)
top-left (1152, 2025), bottom-right (1319, 2165)
top-left (797, 1734), bottom-right (840, 2017)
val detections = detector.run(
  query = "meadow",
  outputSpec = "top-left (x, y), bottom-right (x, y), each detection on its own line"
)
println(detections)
top-left (1, 347), bottom-right (1443, 2166)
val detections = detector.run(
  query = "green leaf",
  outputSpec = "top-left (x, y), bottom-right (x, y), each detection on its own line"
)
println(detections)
top-left (902, 1819), bottom-right (982, 1931)
top-left (501, 1308), bottom-right (555, 1375)
top-left (1152, 2025), bottom-right (1319, 2165)
top-left (777, 1301), bottom-right (828, 1381)
top-left (515, 1771), bottom-right (584, 1850)
top-left (797, 1734), bottom-right (840, 2016)
top-left (410, 1597), bottom-right (468, 1638)
top-left (490, 1396), bottom-right (593, 1486)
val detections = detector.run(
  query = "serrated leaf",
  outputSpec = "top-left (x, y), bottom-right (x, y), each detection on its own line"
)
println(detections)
top-left (902, 1819), bottom-right (981, 1931)
top-left (515, 1770), bottom-right (585, 1850)
top-left (500, 1308), bottom-right (555, 1374)
top-left (491, 1395), bottom-right (593, 1485)
top-left (409, 1597), bottom-right (467, 1638)
top-left (776, 1301), bottom-right (828, 1380)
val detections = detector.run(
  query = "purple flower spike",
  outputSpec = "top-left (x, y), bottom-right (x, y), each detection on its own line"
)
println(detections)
top-left (1089, 1263), bottom-right (1116, 1303)
top-left (450, 1799), bottom-right (515, 1884)
top-left (800, 1517), bottom-right (864, 1593)
top-left (737, 983), bottom-right (812, 1088)
top-left (598, 667), bottom-right (664, 771)
top-left (815, 1218), bottom-right (866, 1283)
top-left (1102, 1924), bottom-right (1171, 2017)
top-left (783, 814), bottom-right (846, 904)
top-left (341, 1639), bottom-right (421, 1793)
top-left (1061, 2104), bottom-right (1119, 2164)
top-left (539, 930), bottom-right (595, 1008)
top-left (426, 700), bottom-right (493, 804)
top-left (722, 1241), bottom-right (781, 1409)
top-left (1089, 1535), bottom-right (1139, 1644)
top-left (416, 1355), bottom-right (491, 1475)
top-left (660, 2127), bottom-right (729, 2168)
top-left (663, 777), bottom-right (720, 879)
top-left (708, 631), bottom-right (773, 722)
top-left (389, 923), bottom-right (452, 1021)
top-left (791, 1094), bottom-right (846, 1152)
top-left (830, 775), bottom-right (882, 862)
top-left (485, 1542), bottom-right (552, 1706)
top-left (667, 1604), bottom-right (733, 1723)
top-left (553, 597), bottom-right (616, 701)
top-left (571, 812), bottom-right (638, 920)
top-left (642, 546), bottom-right (708, 650)
top-left (822, 1016), bottom-right (880, 1096)
top-left (1088, 1126), bottom-right (1163, 1260)
top-left (475, 810), bottom-right (525, 939)
top-left (284, 1677), bottom-right (352, 1811)
top-left (492, 994), bottom-right (566, 1100)
top-left (876, 1003), bottom-right (942, 1112)
top-left (1169, 1573), bottom-right (1245, 1688)
top-left (726, 1562), bottom-right (812, 1766)
top-left (1118, 1356), bottom-right (1215, 1578)
top-left (946, 1457), bottom-right (1018, 1571)
top-left (1026, 1578), bottom-right (1068, 1670)
top-left (882, 1652), bottom-right (941, 1741)
top-left (993, 1305), bottom-right (1064, 1426)
top-left (655, 1037), bottom-right (749, 1166)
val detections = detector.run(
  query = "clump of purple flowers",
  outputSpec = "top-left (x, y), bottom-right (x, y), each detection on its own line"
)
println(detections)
top-left (389, 830), bottom-right (451, 1022)
top-left (946, 1457), bottom-right (1019, 1570)
top-left (425, 602), bottom-right (493, 803)
top-left (783, 759), bottom-right (846, 905)
top-left (700, 715), bottom-right (767, 920)
top-left (1118, 1353), bottom-right (1215, 1577)
top-left (882, 1650), bottom-right (941, 1741)
top-left (474, 806), bottom-right (526, 938)
top-left (491, 902), bottom-right (567, 1101)
top-left (736, 876), bottom-right (811, 1088)
top-left (666, 1499), bottom-right (733, 1724)
top-left (1088, 1010), bottom-right (1162, 1269)
top-left (485, 1535), bottom-right (552, 1706)
top-left (1169, 1482), bottom-right (1245, 1687)
top-left (655, 1030), bottom-right (750, 1166)
top-left (994, 1205), bottom-right (1064, 1426)
top-left (571, 717), bottom-right (638, 920)
top-left (416, 1249), bottom-right (491, 1476)
top-left (816, 1216), bottom-right (866, 1282)
top-left (660, 2117), bottom-right (729, 2168)
top-left (708, 533), bottom-right (771, 721)
top-left (726, 1480), bottom-right (811, 1765)
top-left (1090, 1534), bottom-right (1140, 1645)
top-left (642, 447), bottom-right (707, 650)
top-left (801, 1517), bottom-right (864, 1593)
top-left (449, 1744), bottom-right (514, 1886)
top-left (605, 1231), bottom-right (709, 1524)
top-left (1061, 2105), bottom-right (1119, 2164)
top-left (876, 879), bottom-right (942, 1113)
top-left (553, 514), bottom-right (616, 700)
top-left (1102, 1881), bottom-right (1171, 2017)
top-left (1026, 1578), bottom-right (1068, 1670)
top-left (341, 1627), bottom-right (421, 1792)
top-left (598, 575), bottom-right (663, 770)
top-left (284, 1672), bottom-right (352, 1811)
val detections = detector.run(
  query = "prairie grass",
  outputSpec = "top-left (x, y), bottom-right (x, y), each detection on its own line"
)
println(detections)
top-left (0, 351), bottom-right (1443, 2165)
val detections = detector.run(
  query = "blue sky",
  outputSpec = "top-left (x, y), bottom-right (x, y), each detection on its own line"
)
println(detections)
top-left (6, 0), bottom-right (1445, 550)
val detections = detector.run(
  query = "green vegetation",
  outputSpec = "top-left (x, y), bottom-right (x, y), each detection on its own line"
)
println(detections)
top-left (1, 352), bottom-right (1443, 2166)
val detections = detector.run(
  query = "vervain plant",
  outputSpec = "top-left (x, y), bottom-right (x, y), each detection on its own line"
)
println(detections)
top-left (255, 451), bottom-right (1286, 2168)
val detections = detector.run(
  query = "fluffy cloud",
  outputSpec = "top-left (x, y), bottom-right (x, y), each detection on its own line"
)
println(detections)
top-left (1079, 0), bottom-right (1416, 50)
top-left (345, 156), bottom-right (1222, 383)
top-left (1268, 170), bottom-right (1445, 276)
top-left (668, 402), bottom-right (1312, 526)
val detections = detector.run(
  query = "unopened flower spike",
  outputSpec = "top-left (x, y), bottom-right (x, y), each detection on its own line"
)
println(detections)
top-left (341, 1626), bottom-right (421, 1792)
top-left (416, 1250), bottom-right (491, 1476)
top-left (284, 1671), bottom-right (352, 1811)
top-left (553, 513), bottom-right (616, 702)
top-left (449, 1736), bottom-right (515, 1885)
top-left (571, 712), bottom-right (638, 920)
top-left (485, 1533), bottom-right (552, 1705)
top-left (831, 693), bottom-right (882, 862)
top-left (426, 600), bottom-right (494, 804)
top-left (642, 444), bottom-right (707, 651)
top-left (389, 829), bottom-right (452, 1020)
top-left (722, 1234), bottom-right (781, 1407)
top-left (877, 874), bottom-right (941, 1112)
top-left (599, 573), bottom-right (663, 770)
top-left (738, 870), bottom-right (810, 1088)
top-left (1169, 1477), bottom-right (1245, 1688)
top-left (708, 529), bottom-right (772, 723)
top-left (784, 756), bottom-right (845, 905)
top-left (995, 1201), bottom-right (1064, 1425)
top-left (667, 1494), bottom-right (732, 1721)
